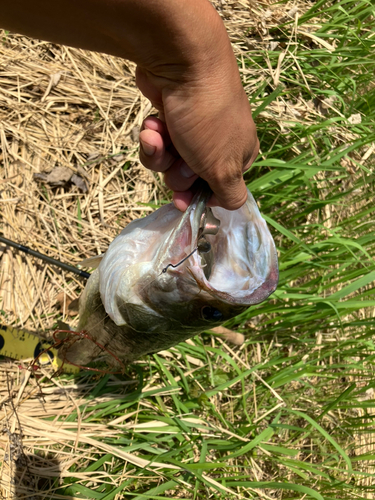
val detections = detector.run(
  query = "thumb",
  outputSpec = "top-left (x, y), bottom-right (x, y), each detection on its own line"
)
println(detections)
top-left (206, 171), bottom-right (248, 210)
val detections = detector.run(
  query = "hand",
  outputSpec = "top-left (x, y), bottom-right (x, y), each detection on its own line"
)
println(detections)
top-left (137, 62), bottom-right (259, 212)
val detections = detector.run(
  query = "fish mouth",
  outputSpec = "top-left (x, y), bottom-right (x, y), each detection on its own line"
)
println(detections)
top-left (99, 180), bottom-right (278, 331)
top-left (152, 180), bottom-right (216, 273)
top-left (152, 181), bottom-right (278, 308)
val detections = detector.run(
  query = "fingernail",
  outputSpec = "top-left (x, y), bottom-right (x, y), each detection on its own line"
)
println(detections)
top-left (180, 163), bottom-right (195, 178)
top-left (141, 142), bottom-right (156, 156)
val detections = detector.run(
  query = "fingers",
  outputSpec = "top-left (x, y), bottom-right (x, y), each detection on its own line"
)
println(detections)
top-left (140, 116), bottom-right (199, 193)
top-left (163, 162), bottom-right (198, 192)
top-left (139, 113), bottom-right (256, 211)
top-left (206, 136), bottom-right (260, 211)
top-left (139, 117), bottom-right (174, 173)
top-left (142, 115), bottom-right (168, 140)
top-left (137, 68), bottom-right (259, 212)
top-left (206, 174), bottom-right (249, 211)
top-left (172, 190), bottom-right (195, 212)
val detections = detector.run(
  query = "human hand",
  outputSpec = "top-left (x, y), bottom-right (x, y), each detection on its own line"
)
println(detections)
top-left (137, 20), bottom-right (259, 212)
top-left (137, 67), bottom-right (259, 211)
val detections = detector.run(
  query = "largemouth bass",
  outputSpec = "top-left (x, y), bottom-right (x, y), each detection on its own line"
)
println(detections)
top-left (60, 184), bottom-right (278, 367)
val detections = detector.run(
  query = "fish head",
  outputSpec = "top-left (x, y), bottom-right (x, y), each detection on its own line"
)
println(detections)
top-left (99, 183), bottom-right (278, 335)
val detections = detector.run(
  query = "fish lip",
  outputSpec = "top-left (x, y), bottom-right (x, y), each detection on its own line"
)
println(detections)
top-left (187, 190), bottom-right (279, 306)
top-left (154, 181), bottom-right (213, 270)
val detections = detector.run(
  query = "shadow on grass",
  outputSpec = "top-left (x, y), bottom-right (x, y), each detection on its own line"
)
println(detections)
top-left (12, 452), bottom-right (62, 500)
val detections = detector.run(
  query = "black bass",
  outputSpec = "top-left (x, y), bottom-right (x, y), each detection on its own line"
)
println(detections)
top-left (60, 184), bottom-right (278, 367)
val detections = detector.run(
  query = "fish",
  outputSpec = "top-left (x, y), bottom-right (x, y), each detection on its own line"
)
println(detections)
top-left (59, 182), bottom-right (278, 367)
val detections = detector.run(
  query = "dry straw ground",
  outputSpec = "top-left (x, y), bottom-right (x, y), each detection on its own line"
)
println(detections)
top-left (1, 1), bottom-right (374, 499)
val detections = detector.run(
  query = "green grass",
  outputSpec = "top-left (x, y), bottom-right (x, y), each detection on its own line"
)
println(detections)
top-left (29, 1), bottom-right (375, 499)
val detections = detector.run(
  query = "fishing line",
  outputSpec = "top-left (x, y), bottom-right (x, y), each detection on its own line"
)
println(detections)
top-left (134, 246), bottom-right (200, 298)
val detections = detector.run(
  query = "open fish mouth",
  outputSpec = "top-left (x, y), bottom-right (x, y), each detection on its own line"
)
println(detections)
top-left (99, 181), bottom-right (278, 331)
top-left (189, 189), bottom-right (278, 306)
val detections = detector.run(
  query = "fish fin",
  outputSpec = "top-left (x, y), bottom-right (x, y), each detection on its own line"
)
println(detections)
top-left (79, 254), bottom-right (104, 269)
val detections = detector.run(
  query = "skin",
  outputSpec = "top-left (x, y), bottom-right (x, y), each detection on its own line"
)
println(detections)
top-left (0, 0), bottom-right (259, 211)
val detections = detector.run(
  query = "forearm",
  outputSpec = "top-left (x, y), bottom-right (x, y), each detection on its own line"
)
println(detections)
top-left (0, 0), bottom-right (229, 77)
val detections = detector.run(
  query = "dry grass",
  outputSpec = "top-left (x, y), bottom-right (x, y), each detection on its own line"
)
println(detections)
top-left (0, 36), bottom-right (160, 330)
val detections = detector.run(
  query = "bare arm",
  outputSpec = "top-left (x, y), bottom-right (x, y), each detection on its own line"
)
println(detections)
top-left (0, 0), bottom-right (259, 210)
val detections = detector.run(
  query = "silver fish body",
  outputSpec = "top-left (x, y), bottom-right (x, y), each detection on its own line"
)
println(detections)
top-left (61, 186), bottom-right (278, 366)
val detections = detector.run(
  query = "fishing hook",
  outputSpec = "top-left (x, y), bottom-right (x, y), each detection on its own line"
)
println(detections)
top-left (161, 247), bottom-right (198, 274)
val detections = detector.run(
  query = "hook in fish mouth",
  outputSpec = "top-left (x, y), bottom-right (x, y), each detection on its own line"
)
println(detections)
top-left (148, 180), bottom-right (216, 276)
top-left (130, 184), bottom-right (278, 309)
top-left (95, 179), bottom-right (278, 331)
top-left (160, 205), bottom-right (221, 275)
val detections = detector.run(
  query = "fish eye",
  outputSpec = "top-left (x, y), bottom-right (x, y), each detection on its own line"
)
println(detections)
top-left (201, 306), bottom-right (223, 322)
top-left (198, 239), bottom-right (211, 254)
